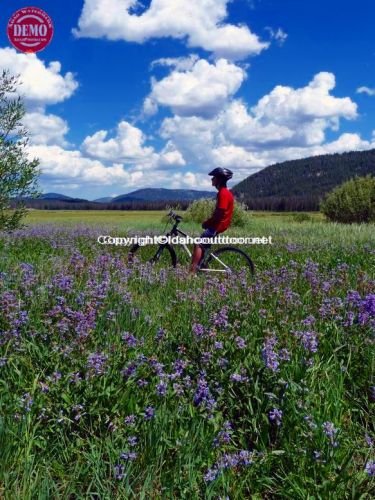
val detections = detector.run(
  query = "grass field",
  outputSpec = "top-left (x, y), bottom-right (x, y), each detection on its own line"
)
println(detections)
top-left (0, 210), bottom-right (374, 498)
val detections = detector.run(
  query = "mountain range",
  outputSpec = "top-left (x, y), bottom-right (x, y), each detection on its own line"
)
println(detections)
top-left (13, 149), bottom-right (375, 211)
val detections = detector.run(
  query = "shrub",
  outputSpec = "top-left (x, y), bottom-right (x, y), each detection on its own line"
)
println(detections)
top-left (184, 198), bottom-right (249, 228)
top-left (292, 213), bottom-right (313, 223)
top-left (320, 175), bottom-right (375, 224)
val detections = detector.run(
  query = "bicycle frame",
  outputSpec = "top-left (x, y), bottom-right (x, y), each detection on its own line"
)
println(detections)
top-left (167, 224), bottom-right (231, 273)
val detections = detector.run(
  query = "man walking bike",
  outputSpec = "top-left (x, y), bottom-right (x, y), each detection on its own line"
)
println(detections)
top-left (190, 168), bottom-right (234, 274)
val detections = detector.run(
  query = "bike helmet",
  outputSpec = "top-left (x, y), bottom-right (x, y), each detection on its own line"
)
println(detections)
top-left (208, 167), bottom-right (233, 180)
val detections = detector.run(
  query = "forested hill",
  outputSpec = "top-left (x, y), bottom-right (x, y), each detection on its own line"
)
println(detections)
top-left (232, 149), bottom-right (375, 208)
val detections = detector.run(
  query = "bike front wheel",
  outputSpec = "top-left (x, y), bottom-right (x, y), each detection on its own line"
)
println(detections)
top-left (128, 243), bottom-right (177, 268)
top-left (204, 247), bottom-right (254, 275)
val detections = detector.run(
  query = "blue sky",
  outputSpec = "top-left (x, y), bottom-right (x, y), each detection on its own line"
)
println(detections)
top-left (1, 0), bottom-right (374, 200)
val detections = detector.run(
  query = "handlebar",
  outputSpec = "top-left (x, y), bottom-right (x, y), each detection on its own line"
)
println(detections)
top-left (167, 210), bottom-right (183, 223)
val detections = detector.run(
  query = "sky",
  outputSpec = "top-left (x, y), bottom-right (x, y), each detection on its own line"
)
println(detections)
top-left (1, 0), bottom-right (375, 200)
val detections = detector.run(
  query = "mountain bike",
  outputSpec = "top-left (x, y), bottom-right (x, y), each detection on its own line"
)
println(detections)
top-left (127, 210), bottom-right (254, 275)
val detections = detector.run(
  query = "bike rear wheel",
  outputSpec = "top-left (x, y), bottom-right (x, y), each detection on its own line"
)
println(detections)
top-left (128, 243), bottom-right (177, 268)
top-left (204, 246), bottom-right (254, 275)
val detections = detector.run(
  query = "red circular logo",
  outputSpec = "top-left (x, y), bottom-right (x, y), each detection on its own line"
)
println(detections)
top-left (7, 7), bottom-right (54, 53)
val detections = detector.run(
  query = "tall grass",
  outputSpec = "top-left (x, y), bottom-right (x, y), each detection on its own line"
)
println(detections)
top-left (0, 214), bottom-right (374, 498)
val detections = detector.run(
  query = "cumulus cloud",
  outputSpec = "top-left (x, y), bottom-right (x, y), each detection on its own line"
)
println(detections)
top-left (144, 58), bottom-right (246, 117)
top-left (23, 112), bottom-right (69, 146)
top-left (0, 47), bottom-right (78, 111)
top-left (30, 143), bottom-right (201, 192)
top-left (356, 86), bottom-right (375, 96)
top-left (74, 0), bottom-right (269, 60)
top-left (82, 121), bottom-right (154, 162)
top-left (81, 120), bottom-right (186, 171)
top-left (159, 72), bottom-right (365, 178)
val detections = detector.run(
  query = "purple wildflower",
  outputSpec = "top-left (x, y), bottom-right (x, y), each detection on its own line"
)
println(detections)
top-left (144, 406), bottom-right (155, 421)
top-left (204, 468), bottom-right (218, 483)
top-left (122, 332), bottom-right (138, 347)
top-left (20, 392), bottom-right (33, 412)
top-left (262, 335), bottom-right (279, 372)
top-left (114, 464), bottom-right (125, 480)
top-left (322, 421), bottom-right (339, 447)
top-left (87, 352), bottom-right (108, 375)
top-left (211, 306), bottom-right (229, 329)
top-left (120, 451), bottom-right (138, 461)
top-left (235, 336), bottom-right (246, 349)
top-left (269, 408), bottom-right (283, 426)
top-left (214, 341), bottom-right (223, 350)
top-left (124, 415), bottom-right (136, 426)
top-left (128, 436), bottom-right (138, 447)
top-left (192, 323), bottom-right (205, 338)
top-left (365, 460), bottom-right (375, 476)
top-left (156, 380), bottom-right (167, 396)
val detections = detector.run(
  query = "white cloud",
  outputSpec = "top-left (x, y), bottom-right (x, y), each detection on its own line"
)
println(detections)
top-left (158, 72), bottom-right (366, 180)
top-left (74, 0), bottom-right (269, 60)
top-left (0, 47), bottom-right (78, 111)
top-left (82, 121), bottom-right (154, 162)
top-left (265, 27), bottom-right (288, 46)
top-left (23, 112), bottom-right (69, 146)
top-left (29, 145), bottom-right (131, 185)
top-left (356, 86), bottom-right (375, 96)
top-left (252, 73), bottom-right (357, 129)
top-left (145, 58), bottom-right (246, 117)
top-left (150, 54), bottom-right (200, 72)
top-left (30, 143), bottom-right (202, 192)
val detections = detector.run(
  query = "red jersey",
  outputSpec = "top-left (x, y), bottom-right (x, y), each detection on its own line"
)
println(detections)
top-left (203, 187), bottom-right (234, 233)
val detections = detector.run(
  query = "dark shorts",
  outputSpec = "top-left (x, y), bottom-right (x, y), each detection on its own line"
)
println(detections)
top-left (199, 228), bottom-right (217, 249)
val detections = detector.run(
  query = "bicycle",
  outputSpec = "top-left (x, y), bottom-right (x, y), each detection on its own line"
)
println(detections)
top-left (127, 210), bottom-right (255, 275)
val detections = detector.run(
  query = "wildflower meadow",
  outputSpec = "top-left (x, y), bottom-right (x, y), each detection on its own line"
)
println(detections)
top-left (0, 213), bottom-right (374, 498)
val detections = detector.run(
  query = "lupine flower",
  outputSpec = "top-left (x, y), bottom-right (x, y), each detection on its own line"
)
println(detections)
top-left (122, 332), bottom-right (138, 347)
top-left (155, 328), bottom-right (165, 341)
top-left (87, 352), bottom-right (108, 375)
top-left (144, 406), bottom-right (155, 420)
top-left (214, 341), bottom-right (223, 350)
top-left (20, 393), bottom-right (33, 412)
top-left (124, 415), bottom-right (136, 426)
top-left (128, 436), bottom-right (138, 447)
top-left (269, 408), bottom-right (283, 426)
top-left (365, 460), bottom-right (375, 476)
top-left (193, 376), bottom-right (216, 411)
top-left (262, 335), bottom-right (279, 372)
top-left (235, 336), bottom-right (246, 349)
top-left (192, 323), bottom-right (205, 338)
top-left (211, 307), bottom-right (229, 329)
top-left (322, 421), bottom-right (339, 447)
top-left (156, 380), bottom-right (167, 396)
top-left (204, 468), bottom-right (218, 482)
top-left (120, 451), bottom-right (138, 461)
top-left (114, 464), bottom-right (125, 480)
top-left (365, 434), bottom-right (374, 447)
top-left (230, 372), bottom-right (249, 383)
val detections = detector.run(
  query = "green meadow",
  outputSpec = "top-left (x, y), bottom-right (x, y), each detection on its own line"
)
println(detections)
top-left (0, 210), bottom-right (374, 498)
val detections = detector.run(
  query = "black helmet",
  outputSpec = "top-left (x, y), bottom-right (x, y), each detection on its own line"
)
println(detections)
top-left (208, 167), bottom-right (233, 180)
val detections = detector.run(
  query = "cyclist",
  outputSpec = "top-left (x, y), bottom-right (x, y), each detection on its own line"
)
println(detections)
top-left (189, 167), bottom-right (234, 274)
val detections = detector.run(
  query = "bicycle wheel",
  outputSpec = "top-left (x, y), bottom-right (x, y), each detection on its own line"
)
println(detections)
top-left (204, 246), bottom-right (254, 275)
top-left (128, 243), bottom-right (177, 268)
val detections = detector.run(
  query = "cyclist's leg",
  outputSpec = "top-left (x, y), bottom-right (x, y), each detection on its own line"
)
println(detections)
top-left (190, 228), bottom-right (216, 273)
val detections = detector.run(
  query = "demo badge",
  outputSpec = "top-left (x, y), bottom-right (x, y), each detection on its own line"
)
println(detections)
top-left (7, 7), bottom-right (54, 53)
